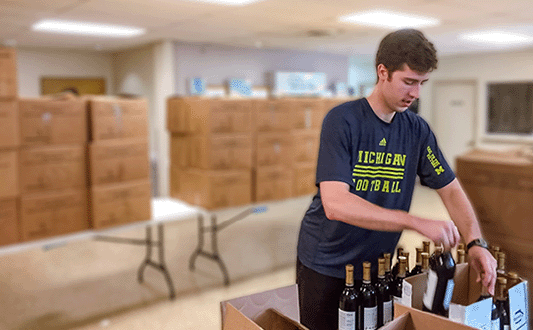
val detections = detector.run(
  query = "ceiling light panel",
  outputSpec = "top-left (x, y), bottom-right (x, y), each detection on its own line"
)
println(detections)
top-left (184, 0), bottom-right (264, 5)
top-left (32, 19), bottom-right (145, 38)
top-left (339, 10), bottom-right (440, 29)
top-left (460, 30), bottom-right (533, 45)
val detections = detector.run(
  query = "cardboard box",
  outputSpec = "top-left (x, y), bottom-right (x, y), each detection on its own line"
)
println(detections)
top-left (287, 99), bottom-right (326, 130)
top-left (89, 138), bottom-right (149, 185)
top-left (87, 96), bottom-right (148, 141)
top-left (176, 168), bottom-right (251, 210)
top-left (19, 145), bottom-right (87, 193)
top-left (19, 98), bottom-right (87, 146)
top-left (167, 97), bottom-right (252, 134)
top-left (289, 129), bottom-right (320, 165)
top-left (402, 263), bottom-right (530, 330)
top-left (0, 100), bottom-right (19, 149)
top-left (170, 134), bottom-right (192, 168)
top-left (221, 284), bottom-right (308, 330)
top-left (381, 303), bottom-right (478, 330)
top-left (0, 198), bottom-right (19, 246)
top-left (170, 165), bottom-right (181, 197)
top-left (0, 150), bottom-right (18, 198)
top-left (253, 166), bottom-right (293, 202)
top-left (252, 100), bottom-right (291, 132)
top-left (292, 162), bottom-right (316, 197)
top-left (256, 132), bottom-right (290, 167)
top-left (20, 189), bottom-right (89, 241)
top-left (90, 180), bottom-right (152, 229)
top-left (190, 133), bottom-right (253, 169)
top-left (0, 48), bottom-right (17, 98)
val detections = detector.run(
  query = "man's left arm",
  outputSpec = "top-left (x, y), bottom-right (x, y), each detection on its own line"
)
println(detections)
top-left (436, 178), bottom-right (498, 295)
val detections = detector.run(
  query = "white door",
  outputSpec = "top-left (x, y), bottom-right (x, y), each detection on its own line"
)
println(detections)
top-left (432, 81), bottom-right (476, 171)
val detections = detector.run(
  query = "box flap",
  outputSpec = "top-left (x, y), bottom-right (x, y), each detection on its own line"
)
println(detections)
top-left (395, 303), bottom-right (480, 329)
top-left (379, 312), bottom-right (411, 330)
top-left (403, 272), bottom-right (428, 310)
top-left (223, 304), bottom-right (263, 330)
top-left (221, 285), bottom-right (299, 328)
top-left (255, 309), bottom-right (310, 330)
top-left (508, 280), bottom-right (529, 330)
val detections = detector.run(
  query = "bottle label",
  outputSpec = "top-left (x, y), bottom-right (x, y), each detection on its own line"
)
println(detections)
top-left (491, 319), bottom-right (500, 330)
top-left (393, 296), bottom-right (403, 305)
top-left (423, 270), bottom-right (438, 309)
top-left (338, 309), bottom-right (356, 330)
top-left (503, 326), bottom-right (510, 330)
top-left (443, 279), bottom-right (454, 309)
top-left (383, 300), bottom-right (393, 323)
top-left (363, 306), bottom-right (377, 330)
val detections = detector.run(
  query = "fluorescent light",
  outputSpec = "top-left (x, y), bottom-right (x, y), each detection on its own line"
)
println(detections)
top-left (32, 19), bottom-right (145, 38)
top-left (339, 10), bottom-right (440, 29)
top-left (460, 30), bottom-right (533, 45)
top-left (187, 0), bottom-right (263, 5)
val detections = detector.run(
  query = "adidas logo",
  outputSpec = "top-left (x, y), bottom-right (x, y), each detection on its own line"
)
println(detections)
top-left (379, 138), bottom-right (387, 147)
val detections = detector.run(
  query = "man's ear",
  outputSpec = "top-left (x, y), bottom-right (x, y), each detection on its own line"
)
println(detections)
top-left (376, 64), bottom-right (389, 81)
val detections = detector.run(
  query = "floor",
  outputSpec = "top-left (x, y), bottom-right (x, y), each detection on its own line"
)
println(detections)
top-left (0, 183), bottom-right (452, 330)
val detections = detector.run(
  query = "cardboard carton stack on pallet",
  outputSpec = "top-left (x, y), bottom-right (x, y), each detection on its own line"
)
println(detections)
top-left (86, 96), bottom-right (151, 229)
top-left (168, 97), bottom-right (253, 210)
top-left (0, 48), bottom-right (20, 245)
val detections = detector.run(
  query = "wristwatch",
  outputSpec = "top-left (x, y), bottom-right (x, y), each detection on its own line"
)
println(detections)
top-left (466, 238), bottom-right (489, 252)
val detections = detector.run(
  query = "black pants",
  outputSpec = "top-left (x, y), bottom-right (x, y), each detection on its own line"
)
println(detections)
top-left (296, 259), bottom-right (362, 330)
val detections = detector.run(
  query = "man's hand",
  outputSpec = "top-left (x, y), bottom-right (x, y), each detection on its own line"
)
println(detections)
top-left (469, 246), bottom-right (497, 295)
top-left (414, 217), bottom-right (460, 251)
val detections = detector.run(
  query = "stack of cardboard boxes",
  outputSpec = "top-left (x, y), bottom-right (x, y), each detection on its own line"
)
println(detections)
top-left (18, 97), bottom-right (89, 241)
top-left (168, 98), bottom-right (254, 210)
top-left (167, 97), bottom-right (353, 209)
top-left (0, 48), bottom-right (19, 245)
top-left (87, 96), bottom-right (151, 229)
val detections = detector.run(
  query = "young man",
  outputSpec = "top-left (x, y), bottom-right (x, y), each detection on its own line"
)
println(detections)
top-left (296, 29), bottom-right (497, 330)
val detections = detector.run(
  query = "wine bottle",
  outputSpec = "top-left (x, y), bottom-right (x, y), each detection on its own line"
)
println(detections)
top-left (458, 242), bottom-right (465, 251)
top-left (477, 272), bottom-right (499, 330)
top-left (496, 252), bottom-right (507, 278)
top-left (495, 277), bottom-right (510, 330)
top-left (339, 264), bottom-right (359, 330)
top-left (411, 248), bottom-right (423, 275)
top-left (457, 249), bottom-right (466, 264)
top-left (421, 252), bottom-right (430, 274)
top-left (359, 261), bottom-right (377, 330)
top-left (376, 258), bottom-right (392, 327)
top-left (491, 246), bottom-right (500, 258)
top-left (507, 271), bottom-right (520, 291)
top-left (423, 241), bottom-right (431, 255)
top-left (383, 253), bottom-right (394, 285)
top-left (393, 256), bottom-right (406, 304)
top-left (422, 250), bottom-right (456, 317)
top-left (402, 251), bottom-right (411, 277)
top-left (391, 247), bottom-right (404, 278)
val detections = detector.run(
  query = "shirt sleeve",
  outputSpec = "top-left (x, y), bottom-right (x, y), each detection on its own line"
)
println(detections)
top-left (316, 108), bottom-right (355, 188)
top-left (417, 124), bottom-right (456, 189)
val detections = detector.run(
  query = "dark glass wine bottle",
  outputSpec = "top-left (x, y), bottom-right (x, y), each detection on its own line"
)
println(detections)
top-left (507, 271), bottom-right (520, 291)
top-left (476, 272), bottom-right (499, 330)
top-left (491, 246), bottom-right (500, 258)
top-left (422, 250), bottom-right (456, 317)
top-left (496, 252), bottom-right (507, 278)
top-left (411, 248), bottom-right (423, 275)
top-left (421, 252), bottom-right (430, 274)
top-left (457, 242), bottom-right (465, 251)
top-left (393, 256), bottom-right (406, 304)
top-left (384, 253), bottom-right (394, 285)
top-left (391, 247), bottom-right (403, 278)
top-left (495, 277), bottom-right (510, 330)
top-left (339, 264), bottom-right (359, 330)
top-left (359, 261), bottom-right (377, 330)
top-left (376, 258), bottom-right (392, 327)
top-left (402, 251), bottom-right (411, 277)
top-left (423, 241), bottom-right (431, 255)
top-left (457, 249), bottom-right (466, 264)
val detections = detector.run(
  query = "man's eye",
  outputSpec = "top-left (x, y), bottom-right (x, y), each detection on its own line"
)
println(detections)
top-left (405, 80), bottom-right (415, 85)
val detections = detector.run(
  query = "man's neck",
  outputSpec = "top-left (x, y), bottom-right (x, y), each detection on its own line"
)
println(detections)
top-left (366, 89), bottom-right (396, 123)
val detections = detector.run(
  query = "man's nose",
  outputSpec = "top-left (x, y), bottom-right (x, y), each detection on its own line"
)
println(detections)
top-left (409, 85), bottom-right (420, 99)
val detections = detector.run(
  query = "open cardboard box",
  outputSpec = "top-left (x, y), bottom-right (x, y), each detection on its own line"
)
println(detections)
top-left (221, 284), bottom-right (308, 330)
top-left (380, 303), bottom-right (478, 330)
top-left (402, 263), bottom-right (529, 330)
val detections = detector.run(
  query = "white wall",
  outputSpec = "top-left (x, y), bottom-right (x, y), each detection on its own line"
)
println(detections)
top-left (16, 48), bottom-right (114, 97)
top-left (422, 48), bottom-right (533, 150)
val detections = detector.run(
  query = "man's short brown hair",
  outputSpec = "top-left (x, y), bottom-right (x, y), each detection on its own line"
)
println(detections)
top-left (375, 29), bottom-right (438, 74)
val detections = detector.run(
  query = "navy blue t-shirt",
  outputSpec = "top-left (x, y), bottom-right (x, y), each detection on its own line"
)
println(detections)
top-left (297, 98), bottom-right (455, 279)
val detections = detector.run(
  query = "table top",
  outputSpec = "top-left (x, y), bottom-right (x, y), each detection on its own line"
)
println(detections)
top-left (0, 197), bottom-right (201, 257)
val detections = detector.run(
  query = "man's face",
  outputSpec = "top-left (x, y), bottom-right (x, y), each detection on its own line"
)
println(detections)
top-left (380, 63), bottom-right (430, 113)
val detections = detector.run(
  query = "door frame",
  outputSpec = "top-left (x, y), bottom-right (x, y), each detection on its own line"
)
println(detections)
top-left (431, 79), bottom-right (478, 150)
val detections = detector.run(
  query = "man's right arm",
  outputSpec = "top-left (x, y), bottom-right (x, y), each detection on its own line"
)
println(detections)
top-left (320, 181), bottom-right (460, 250)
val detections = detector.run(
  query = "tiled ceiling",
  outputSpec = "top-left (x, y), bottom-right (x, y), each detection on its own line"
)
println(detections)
top-left (2, 0), bottom-right (533, 58)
